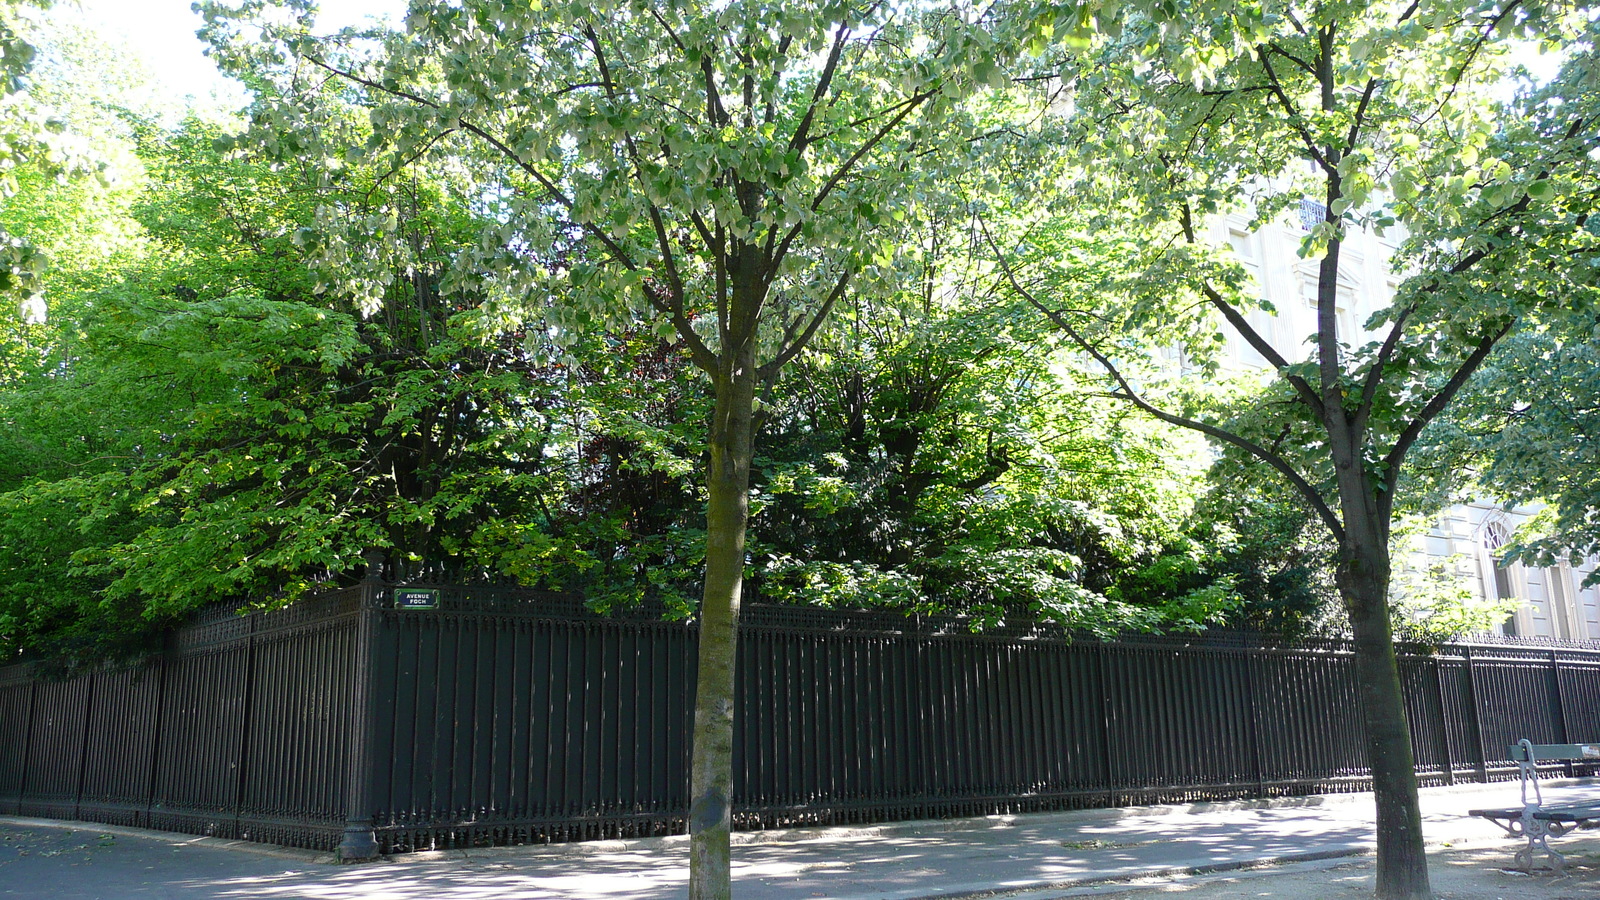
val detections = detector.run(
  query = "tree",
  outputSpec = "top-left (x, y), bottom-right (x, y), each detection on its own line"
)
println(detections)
top-left (998, 2), bottom-right (1600, 896)
top-left (0, 113), bottom-right (587, 660)
top-left (198, 1), bottom-right (1001, 893)
top-left (1115, 470), bottom-right (1340, 636)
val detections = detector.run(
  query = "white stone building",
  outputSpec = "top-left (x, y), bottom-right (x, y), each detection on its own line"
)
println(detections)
top-left (1422, 501), bottom-right (1600, 640)
top-left (1215, 204), bottom-right (1600, 640)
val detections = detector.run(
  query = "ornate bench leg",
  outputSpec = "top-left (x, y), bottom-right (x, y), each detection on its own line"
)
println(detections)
top-left (1515, 812), bottom-right (1563, 874)
top-left (1508, 811), bottom-right (1533, 872)
top-left (1540, 821), bottom-right (1569, 874)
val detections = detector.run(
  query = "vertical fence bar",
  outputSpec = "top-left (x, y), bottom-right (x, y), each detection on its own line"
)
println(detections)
top-left (143, 659), bottom-right (168, 827)
top-left (1243, 649), bottom-right (1265, 795)
top-left (1095, 642), bottom-right (1114, 802)
top-left (338, 551), bottom-right (384, 861)
top-left (16, 680), bottom-right (37, 813)
top-left (1429, 657), bottom-right (1454, 785)
top-left (1550, 650), bottom-right (1571, 777)
top-left (71, 672), bottom-right (96, 820)
top-left (233, 616), bottom-right (258, 837)
top-left (1463, 647), bottom-right (1488, 782)
top-left (1550, 650), bottom-right (1570, 743)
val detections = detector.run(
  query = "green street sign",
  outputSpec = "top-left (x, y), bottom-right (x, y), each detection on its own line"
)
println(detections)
top-left (395, 588), bottom-right (439, 610)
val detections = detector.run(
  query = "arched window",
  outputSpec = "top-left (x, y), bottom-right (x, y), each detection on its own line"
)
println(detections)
top-left (1482, 522), bottom-right (1517, 636)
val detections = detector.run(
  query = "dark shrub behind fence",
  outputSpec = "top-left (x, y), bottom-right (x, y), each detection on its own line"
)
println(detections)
top-left (2, 577), bottom-right (1597, 854)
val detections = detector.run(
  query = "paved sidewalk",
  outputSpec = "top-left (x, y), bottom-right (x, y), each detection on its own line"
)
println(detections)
top-left (2, 780), bottom-right (1595, 900)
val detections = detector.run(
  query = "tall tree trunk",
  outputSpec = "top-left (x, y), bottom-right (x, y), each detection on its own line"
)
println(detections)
top-left (688, 358), bottom-right (757, 900)
top-left (1338, 540), bottom-right (1432, 900)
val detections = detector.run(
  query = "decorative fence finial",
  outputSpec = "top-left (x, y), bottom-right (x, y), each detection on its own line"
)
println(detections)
top-left (362, 549), bottom-right (386, 583)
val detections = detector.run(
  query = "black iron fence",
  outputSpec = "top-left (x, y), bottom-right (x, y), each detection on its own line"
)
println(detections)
top-left (3, 577), bottom-right (1598, 854)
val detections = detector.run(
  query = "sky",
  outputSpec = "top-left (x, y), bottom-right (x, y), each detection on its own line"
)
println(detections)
top-left (62, 0), bottom-right (407, 109)
top-left (50, 1), bottom-right (1567, 116)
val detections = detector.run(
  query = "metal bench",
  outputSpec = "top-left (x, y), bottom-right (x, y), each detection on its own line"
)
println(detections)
top-left (1468, 739), bottom-right (1600, 872)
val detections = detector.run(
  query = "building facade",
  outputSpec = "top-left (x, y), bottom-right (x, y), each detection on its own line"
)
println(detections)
top-left (1214, 205), bottom-right (1600, 640)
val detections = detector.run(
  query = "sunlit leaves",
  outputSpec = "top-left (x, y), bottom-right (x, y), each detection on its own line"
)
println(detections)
top-left (198, 0), bottom-right (1007, 381)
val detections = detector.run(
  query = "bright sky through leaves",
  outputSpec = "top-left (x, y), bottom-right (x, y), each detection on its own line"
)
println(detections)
top-left (61, 0), bottom-right (405, 110)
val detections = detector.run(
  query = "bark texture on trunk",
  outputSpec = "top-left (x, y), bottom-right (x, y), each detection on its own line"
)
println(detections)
top-left (688, 361), bottom-right (757, 900)
top-left (1339, 543), bottom-right (1433, 900)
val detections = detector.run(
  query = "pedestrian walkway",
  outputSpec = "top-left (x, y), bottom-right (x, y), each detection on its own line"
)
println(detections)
top-left (2, 780), bottom-right (1595, 900)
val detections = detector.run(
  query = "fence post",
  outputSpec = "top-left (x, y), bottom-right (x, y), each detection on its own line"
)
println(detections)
top-left (1462, 647), bottom-right (1488, 783)
top-left (338, 550), bottom-right (385, 861)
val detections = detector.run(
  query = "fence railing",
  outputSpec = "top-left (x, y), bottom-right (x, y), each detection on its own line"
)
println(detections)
top-left (2, 578), bottom-right (1597, 854)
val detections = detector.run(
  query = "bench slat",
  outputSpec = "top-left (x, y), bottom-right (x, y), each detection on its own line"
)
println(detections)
top-left (1469, 807), bottom-right (1526, 818)
top-left (1532, 807), bottom-right (1600, 822)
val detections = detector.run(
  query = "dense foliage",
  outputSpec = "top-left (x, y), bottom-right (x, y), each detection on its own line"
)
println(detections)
top-left (0, 5), bottom-right (1298, 663)
top-left (0, 113), bottom-right (1264, 657)
top-left (1420, 326), bottom-right (1600, 584)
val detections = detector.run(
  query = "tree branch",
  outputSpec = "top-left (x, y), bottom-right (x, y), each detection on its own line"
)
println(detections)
top-left (1256, 47), bottom-right (1334, 176)
top-left (1416, 0), bottom-right (1522, 128)
top-left (763, 34), bottom-right (793, 125)
top-left (1261, 42), bottom-right (1318, 80)
top-left (300, 54), bottom-right (720, 370)
top-left (770, 85), bottom-right (937, 266)
top-left (1176, 203), bottom-right (1326, 418)
top-left (581, 23), bottom-right (709, 367)
top-left (787, 17), bottom-right (853, 153)
top-left (808, 88), bottom-right (936, 215)
top-left (300, 55), bottom-right (642, 273)
top-left (1351, 302), bottom-right (1413, 435)
top-left (759, 271), bottom-right (851, 379)
top-left (1344, 77), bottom-right (1380, 151)
top-left (645, 6), bottom-right (687, 53)
top-left (1379, 317), bottom-right (1516, 512)
top-left (984, 223), bottom-right (1346, 540)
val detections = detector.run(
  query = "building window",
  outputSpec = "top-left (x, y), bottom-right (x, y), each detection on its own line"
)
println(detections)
top-left (1483, 522), bottom-right (1517, 636)
top-left (1299, 199), bottom-right (1327, 231)
top-left (1580, 575), bottom-right (1600, 640)
top-left (1228, 229), bottom-right (1257, 263)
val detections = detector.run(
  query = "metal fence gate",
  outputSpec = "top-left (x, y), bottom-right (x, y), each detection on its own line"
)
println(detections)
top-left (2, 577), bottom-right (1597, 853)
